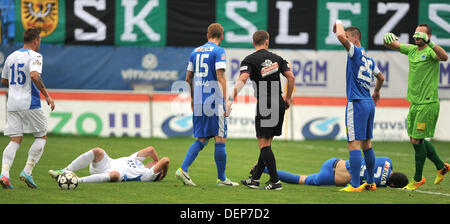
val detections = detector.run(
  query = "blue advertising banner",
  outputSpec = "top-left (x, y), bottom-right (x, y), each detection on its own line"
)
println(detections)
top-left (0, 44), bottom-right (192, 91)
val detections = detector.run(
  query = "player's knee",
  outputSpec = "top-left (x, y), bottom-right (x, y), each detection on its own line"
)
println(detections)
top-left (91, 147), bottom-right (105, 160)
top-left (109, 171), bottom-right (120, 182)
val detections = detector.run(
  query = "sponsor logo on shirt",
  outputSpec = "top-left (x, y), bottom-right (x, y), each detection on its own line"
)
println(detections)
top-left (260, 59), bottom-right (279, 77)
top-left (380, 161), bottom-right (390, 186)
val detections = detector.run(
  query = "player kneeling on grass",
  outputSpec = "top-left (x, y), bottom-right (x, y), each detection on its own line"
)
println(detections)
top-left (253, 156), bottom-right (409, 189)
top-left (49, 146), bottom-right (169, 184)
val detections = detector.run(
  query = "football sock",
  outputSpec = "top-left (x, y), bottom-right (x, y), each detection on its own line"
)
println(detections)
top-left (66, 150), bottom-right (95, 172)
top-left (79, 173), bottom-right (110, 183)
top-left (260, 146), bottom-right (279, 183)
top-left (214, 142), bottom-right (227, 181)
top-left (24, 138), bottom-right (46, 175)
top-left (1, 141), bottom-right (20, 179)
top-left (180, 139), bottom-right (205, 172)
top-left (264, 168), bottom-right (300, 184)
top-left (363, 148), bottom-right (375, 184)
top-left (424, 140), bottom-right (445, 170)
top-left (349, 150), bottom-right (362, 187)
top-left (252, 152), bottom-right (265, 180)
top-left (412, 143), bottom-right (427, 182)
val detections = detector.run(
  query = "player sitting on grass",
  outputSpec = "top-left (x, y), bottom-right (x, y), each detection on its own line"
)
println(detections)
top-left (253, 156), bottom-right (409, 189)
top-left (49, 146), bottom-right (169, 183)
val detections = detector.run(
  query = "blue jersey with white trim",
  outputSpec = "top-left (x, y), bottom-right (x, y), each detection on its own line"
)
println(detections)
top-left (345, 157), bottom-right (393, 187)
top-left (187, 42), bottom-right (226, 105)
top-left (345, 43), bottom-right (380, 101)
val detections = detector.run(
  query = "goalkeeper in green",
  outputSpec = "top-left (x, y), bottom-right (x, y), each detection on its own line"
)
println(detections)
top-left (383, 24), bottom-right (449, 190)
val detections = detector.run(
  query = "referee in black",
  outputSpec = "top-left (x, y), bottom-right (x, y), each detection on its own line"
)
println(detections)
top-left (226, 30), bottom-right (295, 190)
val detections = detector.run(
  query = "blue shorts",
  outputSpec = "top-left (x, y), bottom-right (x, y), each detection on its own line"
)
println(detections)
top-left (193, 104), bottom-right (227, 138)
top-left (304, 158), bottom-right (340, 186)
top-left (345, 99), bottom-right (375, 142)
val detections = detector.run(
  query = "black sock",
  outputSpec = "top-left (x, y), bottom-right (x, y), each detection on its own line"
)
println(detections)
top-left (260, 146), bottom-right (278, 182)
top-left (252, 152), bottom-right (265, 180)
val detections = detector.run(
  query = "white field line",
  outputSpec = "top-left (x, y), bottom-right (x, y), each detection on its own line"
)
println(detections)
top-left (397, 188), bottom-right (450, 197)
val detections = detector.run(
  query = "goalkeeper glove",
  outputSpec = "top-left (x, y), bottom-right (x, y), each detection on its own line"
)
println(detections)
top-left (383, 33), bottom-right (398, 45)
top-left (413, 32), bottom-right (435, 48)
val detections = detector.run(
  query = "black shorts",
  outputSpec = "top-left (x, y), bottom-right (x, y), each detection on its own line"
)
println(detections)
top-left (255, 100), bottom-right (286, 138)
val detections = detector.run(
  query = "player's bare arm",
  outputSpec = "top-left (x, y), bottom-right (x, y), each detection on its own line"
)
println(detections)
top-left (430, 43), bottom-right (448, 62)
top-left (1, 78), bottom-right (8, 87)
top-left (30, 71), bottom-right (55, 111)
top-left (231, 72), bottom-right (250, 100)
top-left (282, 70), bottom-right (295, 109)
top-left (333, 20), bottom-right (351, 51)
top-left (137, 146), bottom-right (159, 163)
top-left (216, 69), bottom-right (227, 111)
top-left (185, 70), bottom-right (194, 111)
top-left (383, 33), bottom-right (402, 51)
top-left (225, 72), bottom-right (250, 117)
top-left (372, 72), bottom-right (385, 105)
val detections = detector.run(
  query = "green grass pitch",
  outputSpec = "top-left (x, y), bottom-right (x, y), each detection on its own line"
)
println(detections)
top-left (0, 135), bottom-right (449, 204)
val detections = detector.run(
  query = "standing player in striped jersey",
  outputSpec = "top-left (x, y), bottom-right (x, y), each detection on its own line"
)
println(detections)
top-left (333, 20), bottom-right (385, 192)
top-left (0, 28), bottom-right (55, 189)
top-left (175, 23), bottom-right (238, 187)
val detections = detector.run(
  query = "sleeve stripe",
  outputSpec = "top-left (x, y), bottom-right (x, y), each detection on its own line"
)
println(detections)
top-left (215, 61), bottom-right (226, 70)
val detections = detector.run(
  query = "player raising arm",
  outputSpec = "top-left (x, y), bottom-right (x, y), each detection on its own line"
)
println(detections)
top-left (383, 25), bottom-right (449, 190)
top-left (333, 20), bottom-right (385, 192)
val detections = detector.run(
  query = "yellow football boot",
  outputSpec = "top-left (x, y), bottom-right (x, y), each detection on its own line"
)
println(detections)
top-left (403, 176), bottom-right (425, 191)
top-left (434, 163), bottom-right (450, 185)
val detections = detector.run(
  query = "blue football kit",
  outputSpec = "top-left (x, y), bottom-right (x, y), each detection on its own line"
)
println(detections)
top-left (187, 42), bottom-right (227, 138)
top-left (303, 157), bottom-right (393, 187)
top-left (345, 43), bottom-right (380, 142)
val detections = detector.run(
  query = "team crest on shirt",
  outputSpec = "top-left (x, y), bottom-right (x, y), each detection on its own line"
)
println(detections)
top-left (260, 59), bottom-right (279, 77)
top-left (21, 0), bottom-right (58, 37)
top-left (420, 53), bottom-right (427, 61)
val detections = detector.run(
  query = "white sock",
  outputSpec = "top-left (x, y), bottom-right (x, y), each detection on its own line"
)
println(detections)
top-left (1, 141), bottom-right (20, 178)
top-left (24, 138), bottom-right (46, 175)
top-left (79, 173), bottom-right (110, 183)
top-left (66, 150), bottom-right (95, 172)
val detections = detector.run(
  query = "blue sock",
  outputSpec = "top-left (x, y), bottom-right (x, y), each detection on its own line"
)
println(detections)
top-left (180, 140), bottom-right (205, 172)
top-left (349, 150), bottom-right (362, 187)
top-left (363, 148), bottom-right (375, 184)
top-left (214, 142), bottom-right (227, 181)
top-left (263, 168), bottom-right (300, 184)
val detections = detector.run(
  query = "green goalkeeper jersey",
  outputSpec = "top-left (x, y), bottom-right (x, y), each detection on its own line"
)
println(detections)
top-left (400, 44), bottom-right (440, 104)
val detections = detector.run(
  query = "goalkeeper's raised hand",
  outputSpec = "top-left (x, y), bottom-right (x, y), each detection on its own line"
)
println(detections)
top-left (383, 33), bottom-right (398, 45)
top-left (413, 32), bottom-right (435, 48)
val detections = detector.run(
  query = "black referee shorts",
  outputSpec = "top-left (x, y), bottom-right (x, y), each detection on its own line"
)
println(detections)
top-left (255, 100), bottom-right (286, 138)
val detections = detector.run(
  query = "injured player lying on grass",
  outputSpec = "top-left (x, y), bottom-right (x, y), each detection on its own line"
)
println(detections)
top-left (49, 146), bottom-right (169, 183)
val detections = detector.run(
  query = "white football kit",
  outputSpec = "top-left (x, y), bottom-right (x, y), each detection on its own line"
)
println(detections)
top-left (1, 48), bottom-right (47, 137)
top-left (89, 152), bottom-right (160, 182)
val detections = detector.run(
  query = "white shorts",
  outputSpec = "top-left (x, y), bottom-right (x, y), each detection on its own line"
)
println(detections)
top-left (89, 152), bottom-right (159, 182)
top-left (89, 152), bottom-right (116, 176)
top-left (4, 109), bottom-right (47, 137)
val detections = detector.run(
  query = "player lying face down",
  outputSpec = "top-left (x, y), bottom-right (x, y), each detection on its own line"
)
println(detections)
top-left (255, 156), bottom-right (408, 188)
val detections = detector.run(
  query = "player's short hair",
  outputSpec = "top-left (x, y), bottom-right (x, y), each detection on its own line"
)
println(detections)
top-left (386, 172), bottom-right (409, 188)
top-left (344, 26), bottom-right (361, 41)
top-left (207, 23), bottom-right (224, 39)
top-left (23, 28), bottom-right (41, 43)
top-left (253, 30), bottom-right (269, 46)
top-left (418, 24), bottom-right (432, 35)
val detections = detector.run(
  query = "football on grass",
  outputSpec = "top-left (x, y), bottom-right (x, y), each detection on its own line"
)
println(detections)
top-left (58, 171), bottom-right (79, 190)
